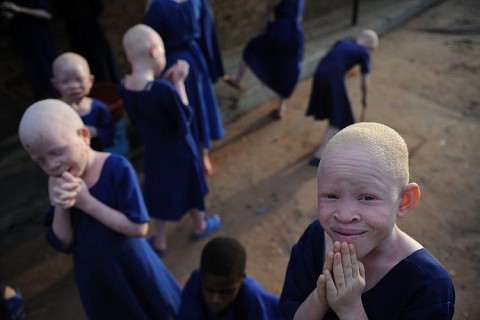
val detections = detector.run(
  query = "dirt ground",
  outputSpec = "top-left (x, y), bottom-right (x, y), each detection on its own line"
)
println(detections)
top-left (1, 0), bottom-right (479, 318)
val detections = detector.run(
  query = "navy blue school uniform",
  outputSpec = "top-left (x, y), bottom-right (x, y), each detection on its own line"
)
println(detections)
top-left (120, 79), bottom-right (208, 221)
top-left (197, 0), bottom-right (225, 83)
top-left (44, 155), bottom-right (181, 319)
top-left (243, 0), bottom-right (304, 98)
top-left (306, 39), bottom-right (371, 129)
top-left (178, 269), bottom-right (284, 320)
top-left (8, 0), bottom-right (57, 98)
top-left (80, 98), bottom-right (115, 151)
top-left (144, 0), bottom-right (225, 149)
top-left (279, 220), bottom-right (455, 320)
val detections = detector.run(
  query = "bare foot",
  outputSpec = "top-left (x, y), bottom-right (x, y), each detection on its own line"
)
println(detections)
top-left (223, 75), bottom-right (245, 91)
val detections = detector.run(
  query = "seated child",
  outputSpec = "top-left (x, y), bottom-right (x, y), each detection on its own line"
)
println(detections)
top-left (279, 122), bottom-right (455, 319)
top-left (120, 24), bottom-right (221, 257)
top-left (52, 52), bottom-right (128, 155)
top-left (178, 236), bottom-right (284, 319)
top-left (18, 99), bottom-right (181, 319)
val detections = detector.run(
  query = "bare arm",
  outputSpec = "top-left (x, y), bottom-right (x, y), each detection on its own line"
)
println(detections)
top-left (360, 73), bottom-right (370, 108)
top-left (0, 1), bottom-right (52, 20)
top-left (56, 171), bottom-right (148, 238)
top-left (163, 60), bottom-right (190, 105)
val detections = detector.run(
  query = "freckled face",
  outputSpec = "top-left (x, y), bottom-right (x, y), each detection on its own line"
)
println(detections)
top-left (22, 128), bottom-right (90, 178)
top-left (317, 149), bottom-right (402, 259)
top-left (201, 273), bottom-right (243, 315)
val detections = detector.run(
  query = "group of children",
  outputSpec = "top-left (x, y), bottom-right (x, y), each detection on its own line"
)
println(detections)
top-left (13, 0), bottom-right (456, 319)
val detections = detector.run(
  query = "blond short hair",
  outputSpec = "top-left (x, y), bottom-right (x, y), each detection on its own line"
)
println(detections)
top-left (322, 122), bottom-right (409, 190)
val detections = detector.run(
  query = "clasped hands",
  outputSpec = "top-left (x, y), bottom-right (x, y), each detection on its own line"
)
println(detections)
top-left (316, 241), bottom-right (366, 318)
top-left (48, 171), bottom-right (88, 209)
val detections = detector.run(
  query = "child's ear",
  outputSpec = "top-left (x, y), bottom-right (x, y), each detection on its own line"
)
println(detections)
top-left (78, 127), bottom-right (91, 144)
top-left (398, 183), bottom-right (420, 218)
top-left (149, 44), bottom-right (157, 58)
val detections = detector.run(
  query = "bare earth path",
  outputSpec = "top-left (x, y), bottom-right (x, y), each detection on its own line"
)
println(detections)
top-left (1, 0), bottom-right (478, 318)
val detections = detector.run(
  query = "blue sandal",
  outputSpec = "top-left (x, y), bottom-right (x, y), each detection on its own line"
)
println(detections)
top-left (193, 215), bottom-right (222, 240)
top-left (146, 236), bottom-right (167, 258)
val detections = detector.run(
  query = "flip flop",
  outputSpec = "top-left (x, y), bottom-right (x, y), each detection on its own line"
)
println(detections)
top-left (147, 235), bottom-right (167, 258)
top-left (308, 157), bottom-right (321, 167)
top-left (193, 215), bottom-right (222, 240)
top-left (2, 285), bottom-right (27, 320)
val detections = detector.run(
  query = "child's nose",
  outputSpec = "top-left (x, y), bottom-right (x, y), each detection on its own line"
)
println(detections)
top-left (334, 202), bottom-right (360, 223)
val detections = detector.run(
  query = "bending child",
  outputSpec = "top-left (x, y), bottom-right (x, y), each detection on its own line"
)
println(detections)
top-left (306, 29), bottom-right (379, 166)
top-left (279, 122), bottom-right (455, 319)
top-left (178, 236), bottom-right (284, 319)
top-left (120, 24), bottom-right (221, 257)
top-left (18, 99), bottom-right (181, 319)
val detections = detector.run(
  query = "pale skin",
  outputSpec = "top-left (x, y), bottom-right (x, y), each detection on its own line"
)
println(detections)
top-left (19, 101), bottom-right (148, 250)
top-left (294, 142), bottom-right (421, 319)
top-left (123, 25), bottom-right (216, 251)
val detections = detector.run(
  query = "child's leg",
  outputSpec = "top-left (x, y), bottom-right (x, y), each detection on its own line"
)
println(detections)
top-left (272, 96), bottom-right (287, 119)
top-left (314, 125), bottom-right (339, 159)
top-left (151, 218), bottom-right (168, 251)
top-left (190, 209), bottom-right (222, 239)
top-left (202, 148), bottom-right (214, 176)
top-left (223, 60), bottom-right (248, 90)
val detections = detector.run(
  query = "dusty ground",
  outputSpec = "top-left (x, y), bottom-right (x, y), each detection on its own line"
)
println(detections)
top-left (1, 0), bottom-right (479, 318)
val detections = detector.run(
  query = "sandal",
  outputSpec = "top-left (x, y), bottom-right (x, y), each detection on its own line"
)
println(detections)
top-left (1, 284), bottom-right (26, 320)
top-left (146, 236), bottom-right (167, 258)
top-left (193, 215), bottom-right (222, 240)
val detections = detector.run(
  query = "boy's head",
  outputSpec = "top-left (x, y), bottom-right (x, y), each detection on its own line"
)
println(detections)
top-left (122, 24), bottom-right (166, 77)
top-left (317, 122), bottom-right (420, 259)
top-left (52, 52), bottom-right (94, 105)
top-left (200, 237), bottom-right (246, 314)
top-left (357, 29), bottom-right (379, 51)
top-left (18, 99), bottom-right (92, 178)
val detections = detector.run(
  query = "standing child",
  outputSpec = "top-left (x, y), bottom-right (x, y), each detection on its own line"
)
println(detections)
top-left (52, 52), bottom-right (129, 155)
top-left (120, 24), bottom-right (221, 257)
top-left (306, 29), bottom-right (379, 166)
top-left (279, 122), bottom-right (455, 319)
top-left (223, 0), bottom-right (304, 119)
top-left (1, 0), bottom-right (57, 98)
top-left (18, 99), bottom-right (181, 319)
top-left (144, 0), bottom-right (226, 175)
top-left (178, 237), bottom-right (284, 319)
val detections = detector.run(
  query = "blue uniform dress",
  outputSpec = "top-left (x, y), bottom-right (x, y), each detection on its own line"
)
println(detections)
top-left (243, 0), bottom-right (304, 98)
top-left (197, 0), bottom-right (225, 83)
top-left (44, 155), bottom-right (181, 320)
top-left (306, 39), bottom-right (371, 129)
top-left (279, 220), bottom-right (456, 320)
top-left (120, 80), bottom-right (208, 221)
top-left (144, 0), bottom-right (225, 150)
top-left (80, 98), bottom-right (115, 151)
top-left (178, 269), bottom-right (284, 320)
top-left (9, 0), bottom-right (57, 98)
